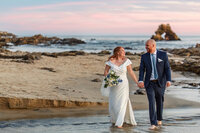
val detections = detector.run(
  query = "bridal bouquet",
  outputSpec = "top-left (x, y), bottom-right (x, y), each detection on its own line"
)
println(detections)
top-left (104, 70), bottom-right (122, 88)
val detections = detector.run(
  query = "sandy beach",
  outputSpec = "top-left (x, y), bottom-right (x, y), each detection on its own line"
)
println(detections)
top-left (0, 53), bottom-right (200, 121)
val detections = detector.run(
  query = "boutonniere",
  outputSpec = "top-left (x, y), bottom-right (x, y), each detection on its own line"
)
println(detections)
top-left (158, 58), bottom-right (163, 62)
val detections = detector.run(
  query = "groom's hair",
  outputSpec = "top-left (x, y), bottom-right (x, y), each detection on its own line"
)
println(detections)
top-left (146, 39), bottom-right (156, 45)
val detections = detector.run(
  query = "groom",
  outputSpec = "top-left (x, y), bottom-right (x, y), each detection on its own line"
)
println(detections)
top-left (138, 39), bottom-right (171, 129)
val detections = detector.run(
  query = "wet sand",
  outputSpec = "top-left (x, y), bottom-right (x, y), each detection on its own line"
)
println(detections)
top-left (0, 95), bottom-right (200, 122)
top-left (1, 108), bottom-right (200, 133)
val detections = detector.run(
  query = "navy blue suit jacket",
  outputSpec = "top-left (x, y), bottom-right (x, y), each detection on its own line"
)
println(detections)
top-left (139, 50), bottom-right (171, 88)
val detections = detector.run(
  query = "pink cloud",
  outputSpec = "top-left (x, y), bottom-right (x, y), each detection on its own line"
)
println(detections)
top-left (17, 1), bottom-right (105, 11)
top-left (1, 6), bottom-right (200, 35)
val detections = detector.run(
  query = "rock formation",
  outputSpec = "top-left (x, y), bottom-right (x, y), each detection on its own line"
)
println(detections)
top-left (0, 31), bottom-right (16, 47)
top-left (151, 24), bottom-right (181, 41)
top-left (0, 48), bottom-right (88, 63)
top-left (170, 57), bottom-right (200, 75)
top-left (162, 43), bottom-right (200, 75)
top-left (0, 31), bottom-right (86, 47)
top-left (162, 43), bottom-right (200, 56)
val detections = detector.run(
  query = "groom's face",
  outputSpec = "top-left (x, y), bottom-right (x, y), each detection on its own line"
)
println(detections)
top-left (145, 42), bottom-right (154, 53)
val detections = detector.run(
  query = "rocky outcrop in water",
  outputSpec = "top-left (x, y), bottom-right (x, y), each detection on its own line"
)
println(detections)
top-left (162, 43), bottom-right (200, 56)
top-left (97, 50), bottom-right (111, 55)
top-left (195, 43), bottom-right (200, 48)
top-left (0, 31), bottom-right (16, 47)
top-left (151, 24), bottom-right (181, 41)
top-left (0, 31), bottom-right (86, 47)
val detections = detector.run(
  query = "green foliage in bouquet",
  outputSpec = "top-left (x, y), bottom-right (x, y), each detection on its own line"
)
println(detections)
top-left (104, 70), bottom-right (122, 88)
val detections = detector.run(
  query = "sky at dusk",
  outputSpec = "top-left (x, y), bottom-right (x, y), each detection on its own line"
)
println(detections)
top-left (0, 0), bottom-right (200, 36)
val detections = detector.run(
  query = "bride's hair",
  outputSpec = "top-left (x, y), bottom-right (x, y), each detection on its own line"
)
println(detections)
top-left (108, 46), bottom-right (124, 61)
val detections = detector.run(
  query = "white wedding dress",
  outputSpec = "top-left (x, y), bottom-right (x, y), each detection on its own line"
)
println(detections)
top-left (101, 58), bottom-right (137, 127)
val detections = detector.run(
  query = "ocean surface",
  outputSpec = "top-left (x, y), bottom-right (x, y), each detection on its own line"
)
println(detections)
top-left (6, 35), bottom-right (200, 53)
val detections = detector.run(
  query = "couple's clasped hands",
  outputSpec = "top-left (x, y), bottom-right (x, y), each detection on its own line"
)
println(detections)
top-left (137, 82), bottom-right (144, 88)
top-left (137, 82), bottom-right (171, 88)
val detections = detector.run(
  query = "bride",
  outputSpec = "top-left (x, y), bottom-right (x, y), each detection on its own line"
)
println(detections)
top-left (101, 46), bottom-right (138, 128)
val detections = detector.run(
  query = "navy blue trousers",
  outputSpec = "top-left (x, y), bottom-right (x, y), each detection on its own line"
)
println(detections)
top-left (146, 81), bottom-right (165, 125)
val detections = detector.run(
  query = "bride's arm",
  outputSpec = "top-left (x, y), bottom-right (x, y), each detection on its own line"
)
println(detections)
top-left (104, 65), bottom-right (110, 77)
top-left (127, 65), bottom-right (138, 84)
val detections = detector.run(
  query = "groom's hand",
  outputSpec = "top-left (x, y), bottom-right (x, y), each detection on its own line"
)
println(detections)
top-left (166, 81), bottom-right (171, 87)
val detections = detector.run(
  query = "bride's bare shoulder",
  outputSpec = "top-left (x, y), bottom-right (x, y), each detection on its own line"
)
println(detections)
top-left (109, 58), bottom-right (115, 61)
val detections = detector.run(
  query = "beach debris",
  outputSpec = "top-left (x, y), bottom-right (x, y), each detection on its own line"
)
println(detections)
top-left (98, 50), bottom-right (111, 55)
top-left (133, 66), bottom-right (140, 71)
top-left (41, 67), bottom-right (56, 72)
top-left (95, 73), bottom-right (104, 76)
top-left (41, 51), bottom-right (86, 57)
top-left (56, 51), bottom-right (86, 56)
top-left (151, 24), bottom-right (181, 41)
top-left (188, 83), bottom-right (199, 87)
top-left (23, 53), bottom-right (42, 60)
top-left (134, 88), bottom-right (146, 95)
top-left (91, 78), bottom-right (101, 82)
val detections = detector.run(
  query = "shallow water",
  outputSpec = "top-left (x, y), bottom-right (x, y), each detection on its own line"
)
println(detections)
top-left (6, 35), bottom-right (200, 53)
top-left (166, 73), bottom-right (200, 103)
top-left (0, 108), bottom-right (200, 133)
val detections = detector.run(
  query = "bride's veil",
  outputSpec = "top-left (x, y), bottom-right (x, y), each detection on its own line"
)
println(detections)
top-left (100, 80), bottom-right (110, 97)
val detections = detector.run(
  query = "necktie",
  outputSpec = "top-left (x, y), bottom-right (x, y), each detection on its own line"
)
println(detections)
top-left (151, 54), bottom-right (158, 79)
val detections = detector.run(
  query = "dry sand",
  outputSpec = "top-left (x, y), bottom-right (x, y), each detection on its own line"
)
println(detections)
top-left (0, 54), bottom-right (199, 121)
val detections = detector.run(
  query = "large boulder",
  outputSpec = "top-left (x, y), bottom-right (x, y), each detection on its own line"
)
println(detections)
top-left (0, 31), bottom-right (16, 47)
top-left (162, 43), bottom-right (200, 75)
top-left (196, 43), bottom-right (200, 48)
top-left (151, 24), bottom-right (181, 41)
top-left (0, 31), bottom-right (16, 38)
top-left (55, 38), bottom-right (86, 45)
top-left (170, 58), bottom-right (200, 75)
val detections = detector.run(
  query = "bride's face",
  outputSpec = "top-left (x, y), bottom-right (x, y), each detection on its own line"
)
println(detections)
top-left (118, 48), bottom-right (125, 57)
